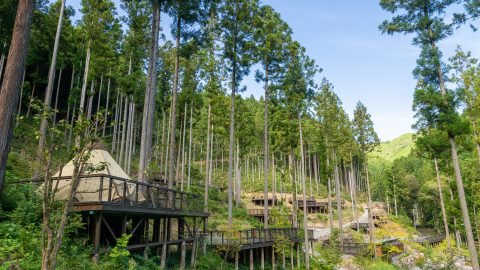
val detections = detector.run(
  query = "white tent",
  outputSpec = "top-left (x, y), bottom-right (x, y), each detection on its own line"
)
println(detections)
top-left (50, 145), bottom-right (138, 202)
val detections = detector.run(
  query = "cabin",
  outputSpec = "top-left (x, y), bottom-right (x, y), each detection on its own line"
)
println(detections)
top-left (289, 197), bottom-right (328, 214)
top-left (251, 194), bottom-right (279, 207)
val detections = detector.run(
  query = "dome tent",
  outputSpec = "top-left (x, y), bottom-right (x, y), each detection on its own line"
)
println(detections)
top-left (50, 143), bottom-right (139, 202)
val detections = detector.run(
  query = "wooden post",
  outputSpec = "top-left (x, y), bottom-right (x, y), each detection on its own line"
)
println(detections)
top-left (153, 218), bottom-right (160, 256)
top-left (272, 246), bottom-right (276, 269)
top-left (180, 240), bottom-right (186, 270)
top-left (296, 243), bottom-right (300, 267)
top-left (93, 212), bottom-right (102, 263)
top-left (261, 247), bottom-right (265, 269)
top-left (235, 252), bottom-right (239, 270)
top-left (282, 248), bottom-right (286, 270)
top-left (250, 249), bottom-right (253, 270)
top-left (203, 218), bottom-right (207, 255)
top-left (121, 213), bottom-right (127, 235)
top-left (290, 243), bottom-right (294, 270)
top-left (144, 216), bottom-right (150, 259)
top-left (190, 217), bottom-right (197, 268)
top-left (160, 218), bottom-right (168, 268)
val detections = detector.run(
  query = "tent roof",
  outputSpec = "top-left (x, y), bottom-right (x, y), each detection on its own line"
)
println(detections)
top-left (54, 148), bottom-right (129, 179)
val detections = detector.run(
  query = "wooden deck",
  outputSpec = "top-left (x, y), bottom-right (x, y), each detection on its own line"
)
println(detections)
top-left (51, 174), bottom-right (208, 217)
top-left (43, 174), bottom-right (209, 264)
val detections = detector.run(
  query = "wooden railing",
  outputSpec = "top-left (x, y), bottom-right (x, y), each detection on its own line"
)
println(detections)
top-left (411, 234), bottom-right (446, 246)
top-left (205, 228), bottom-right (301, 247)
top-left (248, 209), bottom-right (265, 216)
top-left (50, 174), bottom-right (206, 215)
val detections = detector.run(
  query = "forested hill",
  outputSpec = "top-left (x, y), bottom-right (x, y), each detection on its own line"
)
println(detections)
top-left (369, 133), bottom-right (413, 162)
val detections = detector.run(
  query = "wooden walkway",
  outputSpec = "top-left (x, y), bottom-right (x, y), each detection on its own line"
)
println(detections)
top-left (412, 234), bottom-right (446, 247)
top-left (205, 228), bottom-right (302, 250)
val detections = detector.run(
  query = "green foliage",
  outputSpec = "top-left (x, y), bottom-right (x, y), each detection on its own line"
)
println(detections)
top-left (369, 133), bottom-right (414, 162)
top-left (353, 101), bottom-right (380, 156)
top-left (195, 251), bottom-right (224, 270)
top-left (103, 234), bottom-right (133, 269)
top-left (312, 245), bottom-right (341, 270)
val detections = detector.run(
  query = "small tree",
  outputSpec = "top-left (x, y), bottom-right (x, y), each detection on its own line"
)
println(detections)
top-left (36, 101), bottom-right (105, 270)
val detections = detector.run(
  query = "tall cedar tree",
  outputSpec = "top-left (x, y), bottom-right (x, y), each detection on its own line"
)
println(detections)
top-left (219, 0), bottom-right (258, 226)
top-left (352, 101), bottom-right (379, 248)
top-left (0, 0), bottom-right (35, 191)
top-left (253, 5), bottom-right (292, 228)
top-left (166, 0), bottom-right (203, 189)
top-left (35, 0), bottom-right (66, 178)
top-left (139, 0), bottom-right (161, 182)
top-left (78, 0), bottom-right (121, 113)
top-left (380, 1), bottom-right (479, 268)
top-left (315, 79), bottom-right (354, 247)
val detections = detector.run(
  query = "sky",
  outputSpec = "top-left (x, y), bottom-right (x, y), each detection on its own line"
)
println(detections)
top-left (70, 1), bottom-right (480, 141)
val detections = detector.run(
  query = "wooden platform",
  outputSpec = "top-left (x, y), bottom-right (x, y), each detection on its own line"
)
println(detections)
top-left (49, 174), bottom-right (208, 264)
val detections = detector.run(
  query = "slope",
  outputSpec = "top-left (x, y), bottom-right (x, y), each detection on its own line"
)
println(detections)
top-left (369, 133), bottom-right (413, 162)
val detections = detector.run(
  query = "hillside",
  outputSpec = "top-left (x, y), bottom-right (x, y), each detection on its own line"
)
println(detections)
top-left (369, 133), bottom-right (414, 162)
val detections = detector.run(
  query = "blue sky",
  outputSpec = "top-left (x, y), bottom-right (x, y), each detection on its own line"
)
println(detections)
top-left (71, 1), bottom-right (480, 141)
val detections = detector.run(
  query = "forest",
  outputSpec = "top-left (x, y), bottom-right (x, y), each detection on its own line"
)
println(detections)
top-left (1, 0), bottom-right (480, 269)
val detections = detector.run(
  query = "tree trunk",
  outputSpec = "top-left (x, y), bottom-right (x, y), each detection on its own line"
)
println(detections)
top-left (86, 80), bottom-right (94, 119)
top-left (119, 94), bottom-right (128, 168)
top-left (181, 104), bottom-right (187, 191)
top-left (79, 44), bottom-right (91, 113)
top-left (334, 151), bottom-right (343, 249)
top-left (0, 42), bottom-right (6, 81)
top-left (327, 157), bottom-right (334, 230)
top-left (67, 94), bottom-right (76, 151)
top-left (164, 108), bottom-right (171, 177)
top-left (365, 163), bottom-right (376, 256)
top-left (227, 62), bottom-right (236, 227)
top-left (0, 0), bottom-right (35, 190)
top-left (449, 136), bottom-right (480, 269)
top-left (298, 114), bottom-right (310, 269)
top-left (263, 68), bottom-right (269, 228)
top-left (209, 127), bottom-right (214, 185)
top-left (394, 181), bottom-right (398, 217)
top-left (52, 68), bottom-right (63, 127)
top-left (26, 65), bottom-right (39, 118)
top-left (204, 105), bottom-right (211, 212)
top-left (111, 91), bottom-right (119, 153)
top-left (35, 0), bottom-right (66, 179)
top-left (126, 100), bottom-right (134, 174)
top-left (187, 103), bottom-right (193, 191)
top-left (63, 68), bottom-right (74, 141)
top-left (160, 111), bottom-right (166, 177)
top-left (166, 8), bottom-right (181, 192)
top-left (139, 1), bottom-right (161, 182)
top-left (430, 34), bottom-right (479, 268)
top-left (115, 94), bottom-right (123, 160)
top-left (235, 140), bottom-right (241, 207)
top-left (128, 103), bottom-right (135, 174)
top-left (15, 69), bottom-right (26, 126)
top-left (94, 74), bottom-right (103, 130)
top-left (434, 157), bottom-right (451, 249)
top-left (102, 71), bottom-right (111, 137)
